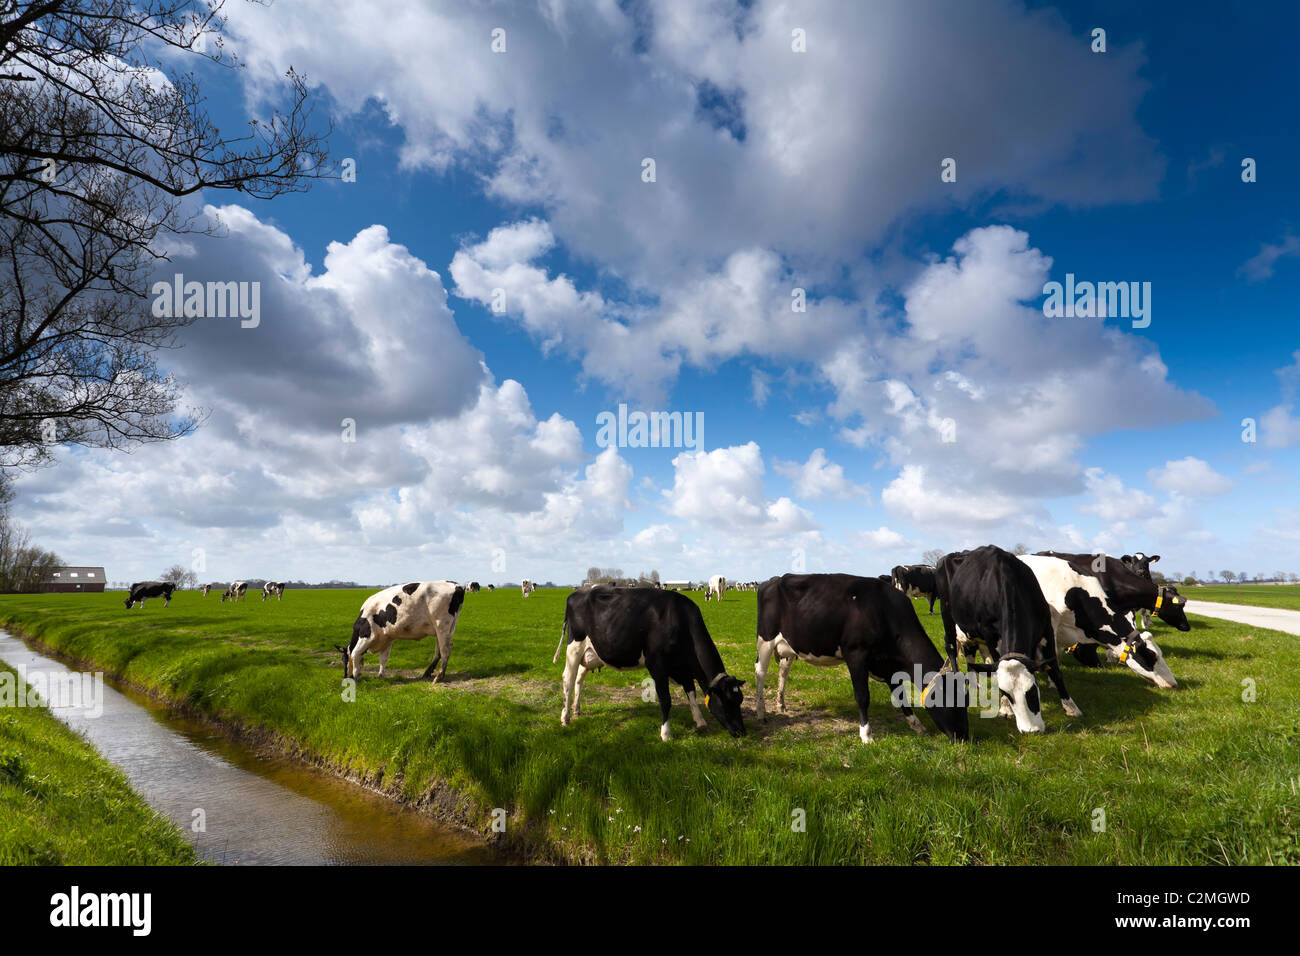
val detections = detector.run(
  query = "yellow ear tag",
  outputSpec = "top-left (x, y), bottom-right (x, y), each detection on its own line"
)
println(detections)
top-left (1154, 594), bottom-right (1163, 609)
top-left (1118, 648), bottom-right (1130, 663)
top-left (705, 695), bottom-right (711, 708)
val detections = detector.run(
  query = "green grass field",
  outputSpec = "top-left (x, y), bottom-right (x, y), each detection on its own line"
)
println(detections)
top-left (1186, 584), bottom-right (1300, 612)
top-left (0, 588), bottom-right (1296, 864)
top-left (0, 661), bottom-right (198, 865)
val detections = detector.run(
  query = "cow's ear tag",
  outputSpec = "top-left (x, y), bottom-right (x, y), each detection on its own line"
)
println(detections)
top-left (704, 695), bottom-right (711, 708)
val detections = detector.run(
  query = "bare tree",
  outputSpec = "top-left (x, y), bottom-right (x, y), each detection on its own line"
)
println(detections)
top-left (1, 1), bottom-right (330, 469)
top-left (921, 548), bottom-right (944, 567)
top-left (159, 562), bottom-right (195, 588)
top-left (0, 508), bottom-right (60, 592)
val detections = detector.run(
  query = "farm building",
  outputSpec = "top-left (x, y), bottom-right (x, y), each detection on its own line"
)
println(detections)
top-left (42, 566), bottom-right (107, 593)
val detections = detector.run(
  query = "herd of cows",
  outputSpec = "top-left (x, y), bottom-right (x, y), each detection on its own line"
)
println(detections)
top-left (117, 546), bottom-right (1189, 745)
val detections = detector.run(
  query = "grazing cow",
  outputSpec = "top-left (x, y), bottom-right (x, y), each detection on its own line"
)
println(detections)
top-left (521, 579), bottom-right (535, 598)
top-left (1035, 551), bottom-right (1188, 636)
top-left (201, 584), bottom-right (213, 597)
top-left (935, 547), bottom-right (1080, 734)
top-left (124, 581), bottom-right (175, 609)
top-left (261, 581), bottom-right (286, 602)
top-left (220, 581), bottom-right (248, 603)
top-left (335, 581), bottom-right (465, 681)
top-left (706, 575), bottom-right (726, 602)
top-left (468, 581), bottom-right (481, 593)
top-left (553, 586), bottom-right (745, 741)
top-left (755, 574), bottom-right (968, 743)
top-left (1025, 553), bottom-right (1179, 688)
top-left (487, 584), bottom-right (495, 592)
top-left (891, 564), bottom-right (938, 614)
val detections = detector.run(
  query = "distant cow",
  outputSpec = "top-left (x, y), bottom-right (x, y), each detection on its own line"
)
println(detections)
top-left (756, 574), bottom-right (968, 743)
top-left (201, 584), bottom-right (214, 597)
top-left (262, 581), bottom-right (286, 602)
top-left (124, 581), bottom-right (175, 609)
top-left (468, 581), bottom-right (481, 593)
top-left (221, 581), bottom-right (248, 603)
top-left (554, 586), bottom-right (745, 741)
top-left (891, 564), bottom-right (938, 614)
top-left (487, 584), bottom-right (495, 592)
top-left (336, 581), bottom-right (466, 681)
top-left (935, 546), bottom-right (1079, 734)
top-left (1020, 554), bottom-right (1177, 689)
top-left (521, 579), bottom-right (535, 598)
top-left (706, 575), bottom-right (726, 602)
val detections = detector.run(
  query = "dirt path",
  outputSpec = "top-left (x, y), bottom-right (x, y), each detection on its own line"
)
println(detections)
top-left (1188, 600), bottom-right (1300, 636)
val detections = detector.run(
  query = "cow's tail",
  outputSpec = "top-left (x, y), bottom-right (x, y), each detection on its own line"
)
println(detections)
top-left (552, 616), bottom-right (569, 664)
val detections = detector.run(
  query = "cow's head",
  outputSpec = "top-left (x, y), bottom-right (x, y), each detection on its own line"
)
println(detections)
top-left (123, 594), bottom-right (134, 609)
top-left (1121, 553), bottom-right (1160, 580)
top-left (334, 644), bottom-right (352, 678)
top-left (920, 668), bottom-right (970, 742)
top-left (890, 566), bottom-right (906, 591)
top-left (220, 590), bottom-right (229, 602)
top-left (705, 674), bottom-right (746, 737)
top-left (1108, 631), bottom-right (1177, 688)
top-left (996, 659), bottom-right (1045, 733)
top-left (1154, 585), bottom-right (1190, 632)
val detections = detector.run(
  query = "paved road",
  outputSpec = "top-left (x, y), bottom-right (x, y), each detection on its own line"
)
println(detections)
top-left (1188, 600), bottom-right (1300, 636)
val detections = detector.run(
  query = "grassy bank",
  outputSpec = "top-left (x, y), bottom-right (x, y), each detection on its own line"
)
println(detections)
top-left (1, 589), bottom-right (1297, 864)
top-left (1186, 584), bottom-right (1300, 611)
top-left (0, 662), bottom-right (198, 865)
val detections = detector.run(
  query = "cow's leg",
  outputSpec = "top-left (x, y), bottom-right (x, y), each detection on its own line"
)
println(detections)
top-left (572, 662), bottom-right (588, 715)
top-left (1041, 659), bottom-right (1082, 717)
top-left (891, 672), bottom-right (925, 734)
top-left (776, 655), bottom-right (792, 713)
top-left (421, 634), bottom-right (451, 683)
top-left (682, 678), bottom-right (707, 731)
top-left (349, 643), bottom-right (367, 680)
top-left (654, 674), bottom-right (674, 741)
top-left (843, 652), bottom-right (875, 743)
top-left (927, 594), bottom-right (936, 615)
top-left (377, 645), bottom-right (391, 678)
top-left (560, 640), bottom-right (582, 725)
top-left (754, 636), bottom-right (777, 722)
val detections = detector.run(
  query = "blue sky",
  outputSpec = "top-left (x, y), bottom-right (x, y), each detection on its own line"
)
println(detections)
top-left (14, 0), bottom-right (1300, 585)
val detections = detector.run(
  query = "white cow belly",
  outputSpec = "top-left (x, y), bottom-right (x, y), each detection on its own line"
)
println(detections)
top-left (578, 638), bottom-right (644, 671)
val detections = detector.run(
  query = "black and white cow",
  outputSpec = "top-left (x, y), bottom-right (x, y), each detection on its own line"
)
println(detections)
top-left (935, 546), bottom-right (1080, 734)
top-left (335, 581), bottom-right (465, 681)
top-left (891, 564), bottom-right (938, 614)
top-left (487, 584), bottom-right (495, 592)
top-left (521, 579), bottom-right (536, 598)
top-left (553, 586), bottom-right (746, 741)
top-left (468, 581), bottom-right (481, 593)
top-left (201, 584), bottom-right (214, 597)
top-left (262, 581), bottom-right (286, 602)
top-left (1035, 551), bottom-right (1188, 637)
top-left (124, 581), bottom-right (175, 609)
top-left (706, 574), bottom-right (726, 602)
top-left (220, 581), bottom-right (248, 603)
top-left (755, 574), bottom-right (968, 743)
top-left (1024, 553), bottom-right (1178, 688)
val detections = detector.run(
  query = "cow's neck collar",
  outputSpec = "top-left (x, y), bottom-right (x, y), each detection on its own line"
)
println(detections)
top-left (708, 672), bottom-right (728, 689)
